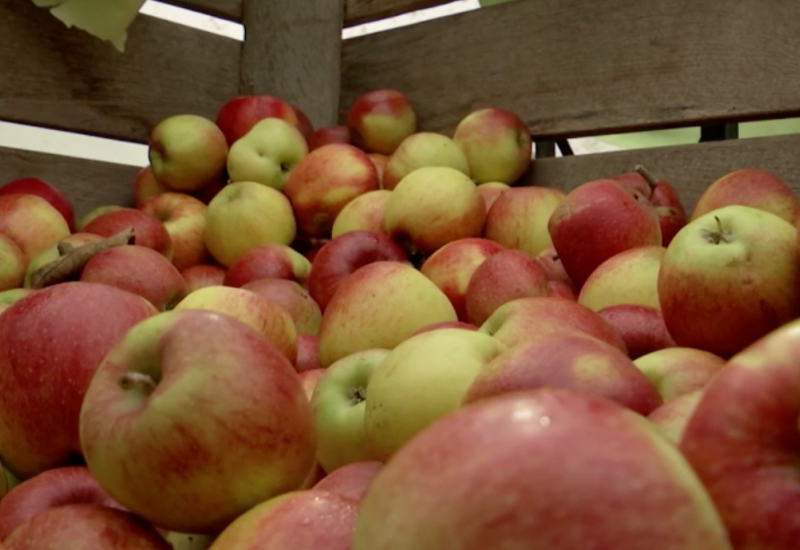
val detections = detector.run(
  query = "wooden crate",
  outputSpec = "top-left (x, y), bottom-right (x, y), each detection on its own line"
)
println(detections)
top-left (2, 0), bottom-right (800, 219)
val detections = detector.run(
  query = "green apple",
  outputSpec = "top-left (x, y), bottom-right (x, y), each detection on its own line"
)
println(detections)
top-left (382, 132), bottom-right (470, 190)
top-left (0, 233), bottom-right (25, 292)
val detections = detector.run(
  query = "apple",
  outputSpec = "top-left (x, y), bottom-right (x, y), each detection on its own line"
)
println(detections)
top-left (0, 288), bottom-right (34, 316)
top-left (80, 245), bottom-right (189, 311)
top-left (3, 504), bottom-right (171, 549)
top-left (479, 296), bottom-right (627, 353)
top-left (0, 194), bottom-right (70, 261)
top-left (0, 466), bottom-right (123, 541)
top-left (464, 249), bottom-right (550, 326)
top-left (476, 181), bottom-right (510, 213)
top-left (364, 328), bottom-right (506, 460)
top-left (313, 462), bottom-right (383, 504)
top-left (299, 369), bottom-right (326, 400)
top-left (192, 177), bottom-right (227, 205)
top-left (548, 280), bottom-right (578, 300)
top-left (634, 347), bottom-right (726, 402)
top-left (647, 390), bottom-right (703, 445)
top-left (0, 177), bottom-right (75, 232)
top-left (419, 237), bottom-right (506, 321)
top-left (678, 317), bottom-right (800, 549)
top-left (180, 264), bottom-right (226, 293)
top-left (307, 230), bottom-right (407, 312)
top-left (536, 245), bottom-right (577, 291)
top-left (174, 285), bottom-right (297, 362)
top-left (289, 104), bottom-right (316, 142)
top-left (354, 390), bottom-right (731, 550)
top-left (549, 178), bottom-right (662, 287)
top-left (83, 208), bottom-right (173, 260)
top-left (346, 89), bottom-right (417, 155)
top-left (133, 166), bottom-right (170, 209)
top-left (77, 205), bottom-right (123, 231)
top-left (331, 189), bottom-right (392, 238)
top-left (215, 95), bottom-right (310, 146)
top-left (292, 235), bottom-right (330, 263)
top-left (382, 132), bottom-right (470, 190)
top-left (226, 119), bottom-right (308, 191)
top-left (79, 309), bottom-right (316, 534)
top-left (368, 154), bottom-right (389, 188)
top-left (140, 192), bottom-right (209, 271)
top-left (578, 246), bottom-right (666, 311)
top-left (463, 332), bottom-right (662, 415)
top-left (22, 232), bottom-right (105, 289)
top-left (484, 187), bottom-right (566, 257)
top-left (659, 205), bottom-right (800, 358)
top-left (0, 234), bottom-right (25, 291)
top-left (308, 125), bottom-right (352, 151)
top-left (410, 321), bottom-right (478, 337)
top-left (452, 107), bottom-right (532, 184)
top-left (690, 168), bottom-right (800, 225)
top-left (204, 181), bottom-right (296, 267)
top-left (311, 349), bottom-right (389, 472)
top-left (207, 490), bottom-right (358, 550)
top-left (223, 243), bottom-right (311, 288)
top-left (0, 282), bottom-right (158, 479)
top-left (241, 278), bottom-right (322, 336)
top-left (597, 304), bottom-right (677, 359)
top-left (164, 532), bottom-right (215, 550)
top-left (384, 166), bottom-right (485, 257)
top-left (284, 144), bottom-right (379, 237)
top-left (296, 334), bottom-right (323, 373)
top-left (317, 261), bottom-right (457, 368)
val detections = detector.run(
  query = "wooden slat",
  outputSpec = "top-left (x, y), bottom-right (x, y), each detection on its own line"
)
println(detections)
top-left (526, 135), bottom-right (800, 215)
top-left (341, 0), bottom-right (800, 138)
top-left (163, 0), bottom-right (243, 21)
top-left (344, 0), bottom-right (455, 26)
top-left (0, 147), bottom-right (141, 219)
top-left (240, 0), bottom-right (345, 128)
top-left (0, 0), bottom-right (240, 143)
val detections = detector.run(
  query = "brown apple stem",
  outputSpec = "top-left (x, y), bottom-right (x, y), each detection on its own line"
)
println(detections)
top-left (57, 242), bottom-right (75, 255)
top-left (118, 372), bottom-right (157, 392)
top-left (634, 164), bottom-right (660, 190)
top-left (29, 228), bottom-right (135, 289)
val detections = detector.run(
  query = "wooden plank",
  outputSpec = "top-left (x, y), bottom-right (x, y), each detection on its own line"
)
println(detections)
top-left (240, 0), bottom-right (345, 128)
top-left (0, 147), bottom-right (141, 220)
top-left (344, 0), bottom-right (455, 26)
top-left (162, 0), bottom-right (243, 21)
top-left (526, 135), bottom-right (800, 215)
top-left (0, 0), bottom-right (240, 143)
top-left (341, 0), bottom-right (800, 138)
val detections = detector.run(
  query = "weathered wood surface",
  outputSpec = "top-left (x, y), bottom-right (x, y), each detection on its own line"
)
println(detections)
top-left (344, 0), bottom-right (456, 26)
top-left (240, 0), bottom-right (346, 128)
top-left (527, 135), bottom-right (800, 214)
top-left (0, 0), bottom-right (240, 143)
top-left (341, 0), bottom-right (800, 137)
top-left (163, 0), bottom-right (243, 21)
top-left (0, 148), bottom-right (141, 219)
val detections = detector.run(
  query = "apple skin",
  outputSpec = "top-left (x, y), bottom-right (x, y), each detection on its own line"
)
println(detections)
top-left (634, 347), bottom-right (725, 402)
top-left (0, 234), bottom-right (25, 291)
top-left (317, 261), bottom-right (458, 368)
top-left (464, 249), bottom-right (550, 326)
top-left (299, 368), bottom-right (326, 400)
top-left (0, 194), bottom-right (70, 261)
top-left (0, 466), bottom-right (123, 541)
top-left (284, 144), bottom-right (379, 237)
top-left (678, 318), bottom-right (800, 549)
top-left (383, 133), bottom-right (471, 191)
top-left (368, 154), bottom-right (389, 188)
top-left (597, 305), bottom-right (677, 360)
top-left (311, 349), bottom-right (389, 472)
top-left (204, 181), bottom-right (297, 267)
top-left (308, 125), bottom-right (352, 151)
top-left (364, 328), bottom-right (506, 460)
top-left (215, 95), bottom-right (310, 147)
top-left (346, 89), bottom-right (417, 155)
top-left (3, 504), bottom-right (171, 549)
top-left (224, 243), bottom-right (311, 288)
top-left (452, 107), bottom-right (532, 184)
top-left (180, 264), bottom-right (226, 293)
top-left (420, 237), bottom-right (506, 321)
top-left (484, 187), bottom-right (566, 257)
top-left (536, 245), bottom-right (578, 291)
top-left (353, 389), bottom-right (732, 550)
top-left (331, 189), bottom-right (393, 238)
top-left (79, 310), bottom-right (316, 535)
top-left (0, 288), bottom-right (35, 316)
top-left (578, 246), bottom-right (666, 311)
top-left (134, 166), bottom-right (171, 209)
top-left (174, 285), bottom-right (297, 362)
top-left (612, 170), bottom-right (687, 246)
top-left (0, 282), bottom-right (158, 479)
top-left (384, 166), bottom-right (485, 257)
top-left (313, 461), bottom-right (383, 504)
top-left (140, 192), bottom-right (209, 271)
top-left (80, 245), bottom-right (189, 311)
top-left (548, 280), bottom-right (578, 300)
top-left (464, 332), bottom-right (662, 415)
top-left (690, 168), bottom-right (800, 225)
top-left (77, 205), bottom-right (123, 232)
top-left (241, 278), bottom-right (322, 336)
top-left (296, 334), bottom-right (323, 373)
top-left (659, 205), bottom-right (800, 358)
top-left (647, 390), bottom-right (703, 444)
top-left (410, 321), bottom-right (478, 337)
top-left (207, 490), bottom-right (358, 550)
top-left (0, 177), bottom-right (75, 232)
top-left (83, 208), bottom-right (173, 260)
top-left (476, 182), bottom-right (510, 213)
top-left (307, 230), bottom-right (407, 312)
top-left (480, 296), bottom-right (628, 354)
top-left (148, 114), bottom-right (228, 193)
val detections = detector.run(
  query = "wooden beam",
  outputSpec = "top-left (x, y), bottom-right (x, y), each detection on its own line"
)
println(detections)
top-left (161, 0), bottom-right (243, 22)
top-left (0, 0), bottom-right (240, 143)
top-left (240, 0), bottom-right (345, 128)
top-left (341, 0), bottom-right (800, 137)
top-left (344, 0), bottom-right (455, 27)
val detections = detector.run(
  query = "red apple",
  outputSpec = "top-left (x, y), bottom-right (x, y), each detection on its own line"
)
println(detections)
top-left (0, 178), bottom-right (75, 232)
top-left (410, 321), bottom-right (479, 337)
top-left (290, 104), bottom-right (315, 142)
top-left (215, 95), bottom-right (310, 146)
top-left (597, 304), bottom-right (677, 359)
top-left (77, 205), bottom-right (123, 232)
top-left (192, 177), bottom-right (227, 205)
top-left (296, 334), bottom-right (322, 373)
top-left (308, 125), bottom-right (352, 151)
top-left (307, 231), bottom-right (407, 311)
top-left (83, 208), bottom-right (173, 260)
top-left (476, 182), bottom-right (510, 213)
top-left (140, 193), bottom-right (209, 271)
top-left (180, 264), bottom-right (226, 293)
top-left (0, 288), bottom-right (35, 317)
top-left (299, 368), bottom-right (326, 400)
top-left (368, 154), bottom-right (389, 188)
top-left (535, 245), bottom-right (578, 291)
top-left (548, 280), bottom-right (577, 300)
top-left (242, 278), bottom-right (322, 336)
top-left (133, 166), bottom-right (170, 209)
top-left (224, 243), bottom-right (311, 288)
top-left (346, 89), bottom-right (417, 155)
top-left (647, 390), bottom-right (703, 444)
top-left (0, 194), bottom-right (70, 261)
top-left (313, 462), bottom-right (383, 504)
top-left (484, 187), bottom-right (566, 257)
top-left (0, 234), bottom-right (25, 292)
top-left (331, 189), bottom-right (392, 238)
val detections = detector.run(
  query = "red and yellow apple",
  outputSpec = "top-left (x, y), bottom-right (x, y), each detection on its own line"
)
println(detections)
top-left (346, 89), bottom-right (417, 155)
top-left (382, 133), bottom-right (470, 190)
top-left (0, 193), bottom-right (70, 261)
top-left (83, 208), bottom-right (173, 260)
top-left (224, 243), bottom-right (311, 288)
top-left (242, 278), bottom-right (322, 336)
top-left (331, 189), bottom-right (392, 238)
top-left (484, 187), bottom-right (566, 257)
top-left (140, 192), bottom-right (208, 271)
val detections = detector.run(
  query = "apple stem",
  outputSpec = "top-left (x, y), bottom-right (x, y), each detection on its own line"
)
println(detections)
top-left (29, 228), bottom-right (135, 289)
top-left (634, 164), bottom-right (660, 191)
top-left (119, 372), bottom-right (158, 393)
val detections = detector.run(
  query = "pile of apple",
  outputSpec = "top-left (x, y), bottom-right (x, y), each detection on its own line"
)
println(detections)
top-left (0, 87), bottom-right (799, 550)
